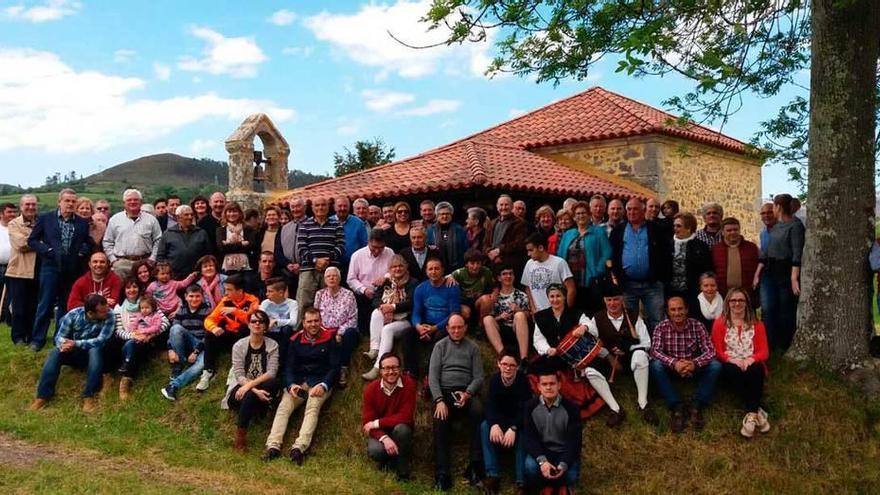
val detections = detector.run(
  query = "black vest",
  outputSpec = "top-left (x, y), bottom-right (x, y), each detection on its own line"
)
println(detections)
top-left (593, 308), bottom-right (641, 352)
top-left (533, 307), bottom-right (584, 348)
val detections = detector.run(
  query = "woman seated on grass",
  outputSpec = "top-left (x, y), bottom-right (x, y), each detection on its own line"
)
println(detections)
top-left (221, 309), bottom-right (280, 451)
top-left (313, 267), bottom-right (359, 387)
top-left (195, 254), bottom-right (227, 309)
top-left (362, 255), bottom-right (418, 381)
top-left (711, 288), bottom-right (771, 438)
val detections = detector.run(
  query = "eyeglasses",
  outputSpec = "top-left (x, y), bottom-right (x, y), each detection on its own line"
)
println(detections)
top-left (728, 299), bottom-right (747, 304)
top-left (96, 207), bottom-right (109, 211)
top-left (249, 319), bottom-right (267, 325)
top-left (499, 362), bottom-right (518, 368)
top-left (380, 366), bottom-right (400, 372)
top-left (396, 210), bottom-right (408, 214)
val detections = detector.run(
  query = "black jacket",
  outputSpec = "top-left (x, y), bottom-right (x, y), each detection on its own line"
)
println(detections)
top-left (399, 246), bottom-right (441, 282)
top-left (157, 225), bottom-right (212, 278)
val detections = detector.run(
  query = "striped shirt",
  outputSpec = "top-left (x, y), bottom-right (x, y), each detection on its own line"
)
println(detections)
top-left (54, 306), bottom-right (116, 350)
top-left (103, 211), bottom-right (163, 263)
top-left (297, 217), bottom-right (344, 271)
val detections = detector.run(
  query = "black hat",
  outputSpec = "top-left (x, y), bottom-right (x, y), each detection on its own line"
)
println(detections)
top-left (601, 279), bottom-right (623, 298)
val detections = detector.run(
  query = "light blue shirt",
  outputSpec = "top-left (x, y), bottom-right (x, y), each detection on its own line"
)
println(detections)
top-left (621, 222), bottom-right (649, 281)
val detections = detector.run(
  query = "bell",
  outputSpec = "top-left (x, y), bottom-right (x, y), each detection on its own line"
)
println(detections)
top-left (253, 164), bottom-right (266, 182)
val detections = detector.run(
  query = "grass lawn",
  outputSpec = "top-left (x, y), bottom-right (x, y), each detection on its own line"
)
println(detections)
top-left (0, 324), bottom-right (878, 494)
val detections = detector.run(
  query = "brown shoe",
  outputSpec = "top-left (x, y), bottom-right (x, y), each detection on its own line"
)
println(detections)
top-left (690, 405), bottom-right (706, 431)
top-left (28, 398), bottom-right (47, 411)
top-left (671, 405), bottom-right (687, 433)
top-left (119, 377), bottom-right (134, 401)
top-left (233, 427), bottom-right (247, 452)
top-left (483, 476), bottom-right (500, 494)
top-left (606, 407), bottom-right (626, 428)
top-left (82, 397), bottom-right (97, 413)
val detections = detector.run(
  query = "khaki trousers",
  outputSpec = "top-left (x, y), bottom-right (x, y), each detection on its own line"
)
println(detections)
top-left (265, 383), bottom-right (332, 451)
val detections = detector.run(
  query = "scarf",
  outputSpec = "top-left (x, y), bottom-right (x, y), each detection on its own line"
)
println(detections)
top-left (673, 233), bottom-right (696, 256)
top-left (697, 292), bottom-right (723, 320)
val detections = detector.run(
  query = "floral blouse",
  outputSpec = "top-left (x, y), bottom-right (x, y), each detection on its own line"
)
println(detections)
top-left (314, 287), bottom-right (358, 334)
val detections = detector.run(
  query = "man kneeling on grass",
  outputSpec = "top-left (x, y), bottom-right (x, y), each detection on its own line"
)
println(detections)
top-left (362, 352), bottom-right (416, 481)
top-left (262, 307), bottom-right (340, 465)
top-left (29, 294), bottom-right (115, 413)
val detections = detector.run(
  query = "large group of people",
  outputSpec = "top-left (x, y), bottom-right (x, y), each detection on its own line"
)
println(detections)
top-left (6, 186), bottom-right (810, 493)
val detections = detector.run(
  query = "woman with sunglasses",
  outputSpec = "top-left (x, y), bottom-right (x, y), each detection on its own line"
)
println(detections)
top-left (385, 201), bottom-right (412, 253)
top-left (222, 309), bottom-right (280, 451)
top-left (711, 288), bottom-right (770, 438)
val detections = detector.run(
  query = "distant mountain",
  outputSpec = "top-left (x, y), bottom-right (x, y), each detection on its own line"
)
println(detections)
top-left (88, 154), bottom-right (227, 187)
top-left (85, 153), bottom-right (328, 189)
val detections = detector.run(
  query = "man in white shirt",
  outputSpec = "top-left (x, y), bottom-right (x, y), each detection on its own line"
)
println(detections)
top-left (521, 232), bottom-right (575, 313)
top-left (103, 189), bottom-right (162, 280)
top-left (0, 202), bottom-right (18, 324)
top-left (347, 229), bottom-right (394, 334)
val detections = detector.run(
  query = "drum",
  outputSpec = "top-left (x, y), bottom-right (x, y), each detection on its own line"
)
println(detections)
top-left (556, 330), bottom-right (603, 371)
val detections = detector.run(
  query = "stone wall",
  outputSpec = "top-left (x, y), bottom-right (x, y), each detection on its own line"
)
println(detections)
top-left (537, 134), bottom-right (764, 240)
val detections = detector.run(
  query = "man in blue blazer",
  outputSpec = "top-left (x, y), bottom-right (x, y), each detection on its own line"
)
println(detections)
top-left (27, 188), bottom-right (93, 352)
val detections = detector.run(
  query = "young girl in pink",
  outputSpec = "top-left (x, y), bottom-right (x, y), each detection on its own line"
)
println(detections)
top-left (117, 296), bottom-right (169, 399)
top-left (146, 261), bottom-right (198, 318)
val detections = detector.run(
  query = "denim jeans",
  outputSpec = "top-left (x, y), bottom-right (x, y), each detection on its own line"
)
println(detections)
top-left (337, 328), bottom-right (359, 368)
top-left (649, 359), bottom-right (722, 409)
top-left (167, 324), bottom-right (204, 388)
top-left (524, 455), bottom-right (579, 489)
top-left (32, 264), bottom-right (75, 349)
top-left (622, 279), bottom-right (665, 333)
top-left (480, 420), bottom-right (524, 484)
top-left (761, 271), bottom-right (798, 352)
top-left (36, 346), bottom-right (104, 399)
top-left (8, 277), bottom-right (37, 344)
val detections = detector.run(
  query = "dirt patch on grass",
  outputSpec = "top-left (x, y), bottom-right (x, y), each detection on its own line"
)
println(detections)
top-left (0, 432), bottom-right (283, 494)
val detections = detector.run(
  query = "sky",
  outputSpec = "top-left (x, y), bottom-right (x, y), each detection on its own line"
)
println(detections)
top-left (0, 0), bottom-right (805, 194)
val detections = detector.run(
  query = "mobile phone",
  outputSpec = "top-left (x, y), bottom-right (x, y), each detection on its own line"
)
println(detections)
top-left (548, 466), bottom-right (559, 476)
top-left (296, 388), bottom-right (308, 399)
top-left (452, 391), bottom-right (464, 404)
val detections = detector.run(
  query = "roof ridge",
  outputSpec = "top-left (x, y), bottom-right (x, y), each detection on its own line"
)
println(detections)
top-left (464, 142), bottom-right (488, 185)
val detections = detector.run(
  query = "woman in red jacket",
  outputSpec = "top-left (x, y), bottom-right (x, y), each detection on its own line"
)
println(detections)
top-left (711, 288), bottom-right (770, 438)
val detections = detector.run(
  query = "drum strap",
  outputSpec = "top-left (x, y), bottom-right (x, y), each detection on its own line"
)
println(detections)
top-left (623, 310), bottom-right (639, 339)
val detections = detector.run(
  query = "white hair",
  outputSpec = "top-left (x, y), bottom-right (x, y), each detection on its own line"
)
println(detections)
top-left (175, 205), bottom-right (193, 216)
top-left (123, 189), bottom-right (142, 200)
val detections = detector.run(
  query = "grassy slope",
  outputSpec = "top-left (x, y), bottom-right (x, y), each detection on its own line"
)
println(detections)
top-left (0, 325), bottom-right (878, 494)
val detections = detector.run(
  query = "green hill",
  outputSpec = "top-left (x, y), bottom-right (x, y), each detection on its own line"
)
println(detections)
top-left (88, 153), bottom-right (227, 187)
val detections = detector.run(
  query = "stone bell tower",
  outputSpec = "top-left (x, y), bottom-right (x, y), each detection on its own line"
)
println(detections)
top-left (225, 113), bottom-right (290, 211)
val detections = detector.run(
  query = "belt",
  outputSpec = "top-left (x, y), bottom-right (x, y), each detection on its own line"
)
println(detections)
top-left (119, 255), bottom-right (149, 261)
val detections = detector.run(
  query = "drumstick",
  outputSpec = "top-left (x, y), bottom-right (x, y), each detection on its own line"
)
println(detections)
top-left (608, 354), bottom-right (619, 384)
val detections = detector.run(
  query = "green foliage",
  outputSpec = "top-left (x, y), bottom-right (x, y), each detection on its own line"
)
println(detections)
top-left (333, 138), bottom-right (396, 177)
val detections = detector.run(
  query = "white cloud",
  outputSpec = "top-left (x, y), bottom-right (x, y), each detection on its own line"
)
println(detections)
top-left (508, 108), bottom-right (526, 118)
top-left (267, 9), bottom-right (296, 26)
top-left (177, 26), bottom-right (267, 78)
top-left (304, 0), bottom-right (492, 79)
top-left (3, 0), bottom-right (80, 23)
top-left (397, 99), bottom-right (460, 117)
top-left (189, 139), bottom-right (216, 155)
top-left (281, 46), bottom-right (313, 57)
top-left (0, 47), bottom-right (294, 153)
top-left (153, 62), bottom-right (171, 81)
top-left (361, 89), bottom-right (414, 112)
top-left (336, 124), bottom-right (358, 136)
top-left (113, 49), bottom-right (136, 63)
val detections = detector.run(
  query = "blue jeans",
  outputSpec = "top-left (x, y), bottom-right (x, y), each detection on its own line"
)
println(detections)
top-left (649, 359), bottom-right (722, 409)
top-left (481, 420), bottom-right (524, 484)
top-left (36, 346), bottom-right (104, 399)
top-left (524, 455), bottom-right (579, 488)
top-left (622, 279), bottom-right (665, 333)
top-left (8, 277), bottom-right (37, 344)
top-left (32, 264), bottom-right (74, 349)
top-left (760, 271), bottom-right (797, 352)
top-left (167, 324), bottom-right (204, 389)
top-left (338, 328), bottom-right (359, 368)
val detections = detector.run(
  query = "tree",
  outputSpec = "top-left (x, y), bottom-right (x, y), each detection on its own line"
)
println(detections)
top-left (423, 0), bottom-right (880, 369)
top-left (333, 138), bottom-right (396, 177)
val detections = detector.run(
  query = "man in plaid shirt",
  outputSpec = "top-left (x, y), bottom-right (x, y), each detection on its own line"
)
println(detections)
top-left (649, 296), bottom-right (721, 433)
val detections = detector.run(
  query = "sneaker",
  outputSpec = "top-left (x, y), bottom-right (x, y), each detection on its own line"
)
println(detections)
top-left (741, 412), bottom-right (758, 438)
top-left (606, 407), bottom-right (626, 428)
top-left (363, 349), bottom-right (379, 361)
top-left (289, 447), bottom-right (304, 466)
top-left (671, 405), bottom-right (687, 433)
top-left (118, 361), bottom-right (131, 375)
top-left (82, 397), bottom-right (97, 413)
top-left (361, 367), bottom-right (380, 381)
top-left (756, 408), bottom-right (771, 433)
top-left (640, 405), bottom-right (659, 426)
top-left (261, 447), bottom-right (280, 462)
top-left (195, 370), bottom-right (215, 392)
top-left (690, 405), bottom-right (706, 432)
top-left (339, 366), bottom-right (349, 388)
top-left (161, 384), bottom-right (178, 401)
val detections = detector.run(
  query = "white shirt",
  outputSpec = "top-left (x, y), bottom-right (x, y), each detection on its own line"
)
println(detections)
top-left (103, 211), bottom-right (162, 262)
top-left (521, 254), bottom-right (573, 312)
top-left (586, 312), bottom-right (651, 353)
top-left (346, 246), bottom-right (394, 295)
top-left (0, 223), bottom-right (10, 264)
